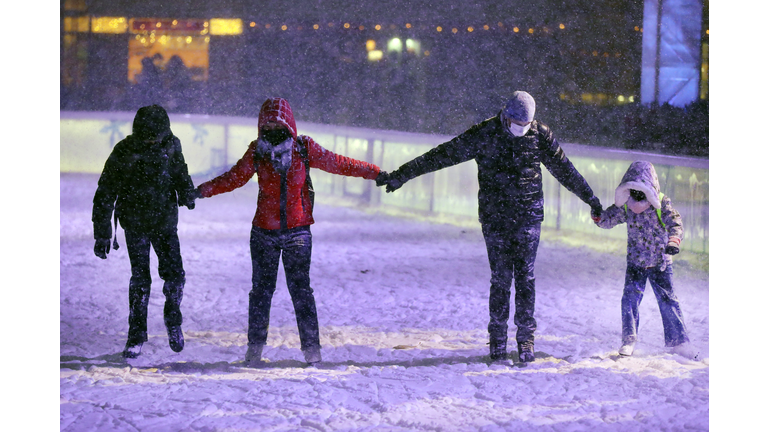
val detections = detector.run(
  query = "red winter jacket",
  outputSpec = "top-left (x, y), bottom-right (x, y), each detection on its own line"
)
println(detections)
top-left (197, 98), bottom-right (380, 230)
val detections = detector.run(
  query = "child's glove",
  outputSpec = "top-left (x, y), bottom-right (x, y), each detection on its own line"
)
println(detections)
top-left (94, 238), bottom-right (111, 259)
top-left (385, 170), bottom-right (408, 193)
top-left (665, 238), bottom-right (681, 255)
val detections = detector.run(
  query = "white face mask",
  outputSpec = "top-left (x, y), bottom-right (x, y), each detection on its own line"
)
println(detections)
top-left (502, 113), bottom-right (531, 137)
top-left (627, 197), bottom-right (651, 214)
top-left (508, 122), bottom-right (531, 137)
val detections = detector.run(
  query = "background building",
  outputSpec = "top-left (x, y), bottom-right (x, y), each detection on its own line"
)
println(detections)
top-left (60, 0), bottom-right (708, 155)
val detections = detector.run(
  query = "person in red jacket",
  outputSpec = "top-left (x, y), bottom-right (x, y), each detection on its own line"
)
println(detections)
top-left (194, 98), bottom-right (387, 366)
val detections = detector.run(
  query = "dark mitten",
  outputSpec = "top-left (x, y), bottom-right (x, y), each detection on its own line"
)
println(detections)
top-left (94, 238), bottom-right (111, 259)
top-left (375, 171), bottom-right (389, 187)
top-left (589, 197), bottom-right (603, 222)
top-left (665, 243), bottom-right (680, 255)
top-left (385, 171), bottom-right (407, 193)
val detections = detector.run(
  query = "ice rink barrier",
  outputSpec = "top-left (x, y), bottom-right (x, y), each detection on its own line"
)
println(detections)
top-left (61, 111), bottom-right (708, 253)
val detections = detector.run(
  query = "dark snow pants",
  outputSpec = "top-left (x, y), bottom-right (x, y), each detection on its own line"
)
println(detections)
top-left (124, 227), bottom-right (185, 345)
top-left (248, 225), bottom-right (320, 351)
top-left (482, 222), bottom-right (541, 347)
top-left (622, 263), bottom-right (689, 346)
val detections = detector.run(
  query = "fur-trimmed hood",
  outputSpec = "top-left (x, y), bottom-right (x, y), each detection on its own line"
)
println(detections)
top-left (614, 161), bottom-right (662, 209)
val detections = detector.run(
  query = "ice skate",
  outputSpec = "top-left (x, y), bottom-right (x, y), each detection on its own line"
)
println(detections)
top-left (303, 346), bottom-right (322, 365)
top-left (489, 340), bottom-right (508, 361)
top-left (167, 325), bottom-right (184, 352)
top-left (244, 344), bottom-right (264, 366)
top-left (122, 340), bottom-right (143, 359)
top-left (619, 341), bottom-right (635, 356)
top-left (517, 341), bottom-right (535, 363)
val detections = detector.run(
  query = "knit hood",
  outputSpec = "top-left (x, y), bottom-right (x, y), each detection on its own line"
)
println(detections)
top-left (258, 97), bottom-right (297, 140)
top-left (615, 160), bottom-right (662, 209)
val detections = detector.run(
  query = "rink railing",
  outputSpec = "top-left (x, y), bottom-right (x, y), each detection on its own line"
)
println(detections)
top-left (61, 111), bottom-right (709, 254)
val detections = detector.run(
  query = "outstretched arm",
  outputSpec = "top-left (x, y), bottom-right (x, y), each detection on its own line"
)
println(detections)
top-left (384, 124), bottom-right (481, 192)
top-left (305, 136), bottom-right (381, 179)
top-left (196, 141), bottom-right (258, 198)
top-left (537, 124), bottom-right (602, 217)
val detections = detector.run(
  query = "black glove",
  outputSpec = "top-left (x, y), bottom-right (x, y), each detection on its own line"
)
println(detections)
top-left (665, 243), bottom-right (680, 255)
top-left (385, 171), bottom-right (407, 193)
top-left (375, 171), bottom-right (389, 187)
top-left (589, 197), bottom-right (603, 222)
top-left (182, 188), bottom-right (203, 210)
top-left (94, 238), bottom-right (111, 259)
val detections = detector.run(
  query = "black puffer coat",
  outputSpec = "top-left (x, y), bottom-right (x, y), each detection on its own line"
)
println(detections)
top-left (391, 114), bottom-right (598, 227)
top-left (92, 108), bottom-right (196, 239)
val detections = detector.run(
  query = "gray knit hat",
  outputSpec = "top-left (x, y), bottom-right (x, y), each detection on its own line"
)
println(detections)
top-left (503, 91), bottom-right (536, 123)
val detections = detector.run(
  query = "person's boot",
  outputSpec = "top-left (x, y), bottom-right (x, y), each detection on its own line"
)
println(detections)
top-left (123, 340), bottom-right (143, 359)
top-left (489, 339), bottom-right (507, 361)
top-left (167, 325), bottom-right (184, 353)
top-left (619, 341), bottom-right (635, 356)
top-left (517, 341), bottom-right (535, 363)
top-left (245, 343), bottom-right (264, 366)
top-left (303, 346), bottom-right (322, 365)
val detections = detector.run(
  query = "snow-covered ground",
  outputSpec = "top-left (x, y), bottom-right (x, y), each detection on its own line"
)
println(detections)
top-left (58, 172), bottom-right (712, 431)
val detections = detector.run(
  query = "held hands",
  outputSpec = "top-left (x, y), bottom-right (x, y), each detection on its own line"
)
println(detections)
top-left (375, 170), bottom-right (406, 193)
top-left (181, 188), bottom-right (203, 210)
top-left (94, 238), bottom-right (111, 259)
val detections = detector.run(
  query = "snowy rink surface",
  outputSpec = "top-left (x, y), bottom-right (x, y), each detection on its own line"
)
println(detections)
top-left (60, 173), bottom-right (710, 431)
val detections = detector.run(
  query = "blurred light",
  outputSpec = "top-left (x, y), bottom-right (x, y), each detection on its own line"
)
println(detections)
top-left (424, 50), bottom-right (430, 56)
top-left (436, 26), bottom-right (443, 32)
top-left (629, 96), bottom-right (635, 102)
top-left (483, 25), bottom-right (490, 30)
top-left (618, 95), bottom-right (625, 102)
top-left (581, 93), bottom-right (593, 102)
top-left (467, 26), bottom-right (474, 32)
top-left (513, 27), bottom-right (519, 33)
top-left (406, 23), bottom-right (412, 29)
top-left (452, 28), bottom-right (458, 34)
top-left (172, 20), bottom-right (178, 26)
top-left (185, 36), bottom-right (192, 44)
top-left (634, 26), bottom-right (640, 31)
top-left (368, 50), bottom-right (383, 61)
top-left (313, 24), bottom-right (319, 30)
top-left (388, 37), bottom-right (403, 52)
top-left (249, 22), bottom-right (256, 28)
top-left (543, 27), bottom-right (549, 33)
top-left (528, 28), bottom-right (534, 34)
top-left (328, 22), bottom-right (334, 27)
top-left (498, 22), bottom-right (504, 27)
top-left (366, 39), bottom-right (376, 51)
top-left (208, 18), bottom-right (243, 36)
top-left (344, 23), bottom-right (350, 29)
top-left (603, 52), bottom-right (609, 57)
top-left (265, 24), bottom-right (271, 29)
top-left (64, 16), bottom-right (90, 32)
top-left (592, 51), bottom-right (598, 56)
top-left (359, 25), bottom-right (365, 30)
top-left (375, 24), bottom-right (381, 30)
top-left (156, 22), bottom-right (162, 28)
top-left (406, 38), bottom-right (420, 55)
top-left (559, 23), bottom-right (565, 29)
top-left (281, 25), bottom-right (287, 31)
top-left (706, 29), bottom-right (709, 35)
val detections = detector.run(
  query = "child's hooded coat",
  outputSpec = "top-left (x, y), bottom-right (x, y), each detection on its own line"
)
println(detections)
top-left (596, 161), bottom-right (683, 270)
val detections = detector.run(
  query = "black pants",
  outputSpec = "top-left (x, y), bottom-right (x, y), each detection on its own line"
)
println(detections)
top-left (248, 225), bottom-right (320, 351)
top-left (124, 227), bottom-right (185, 344)
top-left (482, 223), bottom-right (541, 346)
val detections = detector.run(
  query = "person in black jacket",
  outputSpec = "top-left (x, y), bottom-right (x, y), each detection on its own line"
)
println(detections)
top-left (92, 105), bottom-right (197, 359)
top-left (379, 91), bottom-right (603, 363)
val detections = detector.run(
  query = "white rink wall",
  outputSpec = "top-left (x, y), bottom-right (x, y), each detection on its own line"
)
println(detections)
top-left (60, 111), bottom-right (709, 253)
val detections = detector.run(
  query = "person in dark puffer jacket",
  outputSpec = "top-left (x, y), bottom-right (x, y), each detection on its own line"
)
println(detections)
top-left (92, 105), bottom-right (197, 359)
top-left (193, 97), bottom-right (387, 366)
top-left (595, 160), bottom-right (694, 358)
top-left (380, 91), bottom-right (603, 363)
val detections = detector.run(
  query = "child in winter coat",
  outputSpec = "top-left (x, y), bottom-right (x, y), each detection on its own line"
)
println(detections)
top-left (594, 160), bottom-right (691, 357)
top-left (92, 105), bottom-right (197, 359)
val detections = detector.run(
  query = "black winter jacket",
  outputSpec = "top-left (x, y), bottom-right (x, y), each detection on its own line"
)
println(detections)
top-left (92, 134), bottom-right (196, 239)
top-left (391, 114), bottom-right (598, 227)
